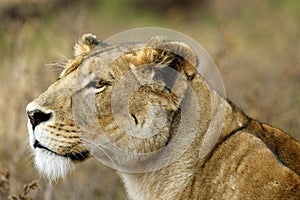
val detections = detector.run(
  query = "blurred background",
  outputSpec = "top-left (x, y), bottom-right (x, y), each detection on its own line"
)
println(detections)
top-left (0, 0), bottom-right (299, 199)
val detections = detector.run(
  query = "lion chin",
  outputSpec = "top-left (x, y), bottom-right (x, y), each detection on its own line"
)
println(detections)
top-left (33, 149), bottom-right (74, 181)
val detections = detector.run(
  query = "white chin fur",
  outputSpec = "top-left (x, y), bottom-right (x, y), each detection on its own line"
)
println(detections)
top-left (34, 149), bottom-right (74, 181)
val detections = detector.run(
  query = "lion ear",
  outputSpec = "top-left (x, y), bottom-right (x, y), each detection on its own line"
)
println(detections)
top-left (147, 36), bottom-right (198, 79)
top-left (125, 37), bottom-right (198, 106)
top-left (126, 37), bottom-right (198, 86)
top-left (73, 33), bottom-right (107, 57)
top-left (147, 37), bottom-right (198, 97)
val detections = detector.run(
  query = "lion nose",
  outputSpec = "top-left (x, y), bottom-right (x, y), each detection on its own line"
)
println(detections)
top-left (27, 109), bottom-right (52, 130)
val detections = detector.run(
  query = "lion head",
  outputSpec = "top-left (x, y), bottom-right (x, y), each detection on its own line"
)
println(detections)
top-left (26, 33), bottom-right (216, 181)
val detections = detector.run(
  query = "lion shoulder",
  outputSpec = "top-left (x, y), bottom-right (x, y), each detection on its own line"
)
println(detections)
top-left (245, 120), bottom-right (300, 175)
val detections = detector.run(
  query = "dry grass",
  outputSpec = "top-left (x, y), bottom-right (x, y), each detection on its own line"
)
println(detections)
top-left (0, 0), bottom-right (299, 199)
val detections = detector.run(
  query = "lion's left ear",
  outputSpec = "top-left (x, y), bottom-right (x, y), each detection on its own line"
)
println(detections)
top-left (124, 37), bottom-right (199, 108)
top-left (126, 36), bottom-right (198, 88)
top-left (147, 36), bottom-right (198, 80)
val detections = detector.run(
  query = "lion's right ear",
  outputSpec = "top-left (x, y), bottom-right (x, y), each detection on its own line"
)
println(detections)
top-left (73, 33), bottom-right (107, 57)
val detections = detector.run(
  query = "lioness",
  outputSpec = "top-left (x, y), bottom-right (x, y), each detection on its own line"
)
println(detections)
top-left (26, 33), bottom-right (300, 199)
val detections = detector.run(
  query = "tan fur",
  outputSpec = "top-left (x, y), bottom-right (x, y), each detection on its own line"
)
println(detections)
top-left (26, 34), bottom-right (300, 199)
top-left (73, 33), bottom-right (100, 57)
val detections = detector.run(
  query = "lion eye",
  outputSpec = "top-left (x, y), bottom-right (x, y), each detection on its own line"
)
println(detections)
top-left (95, 83), bottom-right (106, 93)
top-left (95, 79), bottom-right (107, 88)
top-left (95, 86), bottom-right (106, 93)
top-left (85, 79), bottom-right (111, 93)
top-left (94, 79), bottom-right (111, 93)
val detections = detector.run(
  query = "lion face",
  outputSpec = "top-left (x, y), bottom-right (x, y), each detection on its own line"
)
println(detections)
top-left (26, 34), bottom-right (202, 180)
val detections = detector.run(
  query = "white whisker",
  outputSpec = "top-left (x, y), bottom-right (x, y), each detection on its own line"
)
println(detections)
top-left (45, 59), bottom-right (68, 70)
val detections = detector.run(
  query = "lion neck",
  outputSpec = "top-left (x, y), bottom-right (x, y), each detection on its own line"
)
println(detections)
top-left (116, 75), bottom-right (246, 199)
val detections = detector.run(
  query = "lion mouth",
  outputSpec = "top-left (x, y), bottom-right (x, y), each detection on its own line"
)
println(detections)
top-left (33, 140), bottom-right (89, 161)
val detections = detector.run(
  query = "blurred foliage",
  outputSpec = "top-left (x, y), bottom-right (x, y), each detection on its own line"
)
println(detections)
top-left (9, 180), bottom-right (38, 200)
top-left (0, 0), bottom-right (299, 199)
